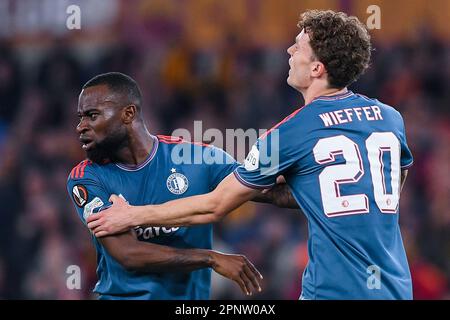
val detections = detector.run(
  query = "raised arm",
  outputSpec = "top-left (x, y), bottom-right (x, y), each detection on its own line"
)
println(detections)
top-left (98, 230), bottom-right (262, 295)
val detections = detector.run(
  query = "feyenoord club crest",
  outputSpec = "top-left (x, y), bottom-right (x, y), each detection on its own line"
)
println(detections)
top-left (166, 169), bottom-right (189, 195)
top-left (72, 185), bottom-right (88, 207)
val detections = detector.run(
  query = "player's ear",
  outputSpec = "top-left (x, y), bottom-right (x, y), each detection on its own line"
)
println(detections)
top-left (122, 104), bottom-right (137, 124)
top-left (311, 61), bottom-right (326, 78)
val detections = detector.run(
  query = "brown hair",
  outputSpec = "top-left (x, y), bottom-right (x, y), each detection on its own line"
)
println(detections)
top-left (298, 10), bottom-right (372, 88)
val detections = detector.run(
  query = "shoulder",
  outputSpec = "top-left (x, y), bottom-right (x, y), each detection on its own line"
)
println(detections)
top-left (67, 159), bottom-right (99, 184)
top-left (355, 93), bottom-right (400, 114)
top-left (374, 99), bottom-right (404, 122)
top-left (259, 106), bottom-right (305, 140)
top-left (157, 134), bottom-right (236, 167)
top-left (354, 92), bottom-right (376, 103)
top-left (354, 93), bottom-right (404, 121)
top-left (156, 134), bottom-right (216, 153)
top-left (157, 135), bottom-right (211, 147)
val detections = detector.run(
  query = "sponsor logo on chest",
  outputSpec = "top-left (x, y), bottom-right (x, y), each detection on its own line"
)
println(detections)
top-left (135, 226), bottom-right (180, 240)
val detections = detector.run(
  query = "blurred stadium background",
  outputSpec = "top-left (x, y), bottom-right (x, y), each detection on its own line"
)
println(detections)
top-left (0, 0), bottom-right (449, 299)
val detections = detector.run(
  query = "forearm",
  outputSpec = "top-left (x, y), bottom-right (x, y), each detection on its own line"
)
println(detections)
top-left (100, 231), bottom-right (215, 273)
top-left (127, 244), bottom-right (215, 273)
top-left (131, 175), bottom-right (258, 227)
top-left (133, 193), bottom-right (221, 227)
top-left (87, 174), bottom-right (259, 235)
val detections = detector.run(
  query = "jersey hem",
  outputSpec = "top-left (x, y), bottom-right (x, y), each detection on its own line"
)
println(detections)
top-left (401, 161), bottom-right (414, 169)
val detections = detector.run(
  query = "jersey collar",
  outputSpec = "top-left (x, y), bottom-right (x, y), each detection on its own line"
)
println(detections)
top-left (115, 135), bottom-right (159, 171)
top-left (312, 90), bottom-right (355, 102)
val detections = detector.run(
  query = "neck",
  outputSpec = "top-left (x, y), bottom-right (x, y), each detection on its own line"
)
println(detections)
top-left (301, 82), bottom-right (348, 105)
top-left (114, 123), bottom-right (154, 166)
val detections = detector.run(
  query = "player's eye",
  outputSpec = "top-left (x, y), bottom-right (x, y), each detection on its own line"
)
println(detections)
top-left (88, 113), bottom-right (99, 120)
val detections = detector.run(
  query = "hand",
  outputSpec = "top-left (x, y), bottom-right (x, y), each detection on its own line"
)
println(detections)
top-left (210, 251), bottom-right (263, 296)
top-left (275, 175), bottom-right (286, 184)
top-left (258, 175), bottom-right (298, 209)
top-left (261, 175), bottom-right (286, 194)
top-left (87, 194), bottom-right (134, 237)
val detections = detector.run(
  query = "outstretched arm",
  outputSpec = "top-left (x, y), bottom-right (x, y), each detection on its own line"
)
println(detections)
top-left (87, 173), bottom-right (259, 234)
top-left (100, 230), bottom-right (262, 295)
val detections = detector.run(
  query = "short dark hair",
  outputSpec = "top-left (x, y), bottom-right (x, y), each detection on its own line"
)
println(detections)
top-left (82, 72), bottom-right (142, 111)
top-left (298, 10), bottom-right (372, 88)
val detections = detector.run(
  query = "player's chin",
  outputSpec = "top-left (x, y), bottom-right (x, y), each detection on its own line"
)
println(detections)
top-left (287, 76), bottom-right (303, 91)
top-left (85, 146), bottom-right (106, 163)
top-left (286, 76), bottom-right (296, 87)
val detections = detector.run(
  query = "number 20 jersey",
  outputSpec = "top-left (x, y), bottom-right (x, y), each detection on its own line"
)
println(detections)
top-left (234, 91), bottom-right (414, 299)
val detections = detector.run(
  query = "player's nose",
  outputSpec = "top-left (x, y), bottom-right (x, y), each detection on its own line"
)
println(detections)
top-left (76, 118), bottom-right (89, 134)
top-left (287, 45), bottom-right (294, 55)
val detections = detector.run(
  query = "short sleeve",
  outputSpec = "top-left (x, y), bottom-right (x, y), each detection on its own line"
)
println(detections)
top-left (234, 121), bottom-right (299, 189)
top-left (206, 146), bottom-right (239, 190)
top-left (399, 117), bottom-right (413, 169)
top-left (67, 166), bottom-right (111, 226)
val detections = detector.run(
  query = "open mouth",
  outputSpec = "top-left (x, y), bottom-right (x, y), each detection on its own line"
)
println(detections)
top-left (79, 137), bottom-right (94, 150)
top-left (82, 141), bottom-right (94, 150)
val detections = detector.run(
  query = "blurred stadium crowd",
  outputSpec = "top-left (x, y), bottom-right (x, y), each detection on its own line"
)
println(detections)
top-left (0, 0), bottom-right (449, 299)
